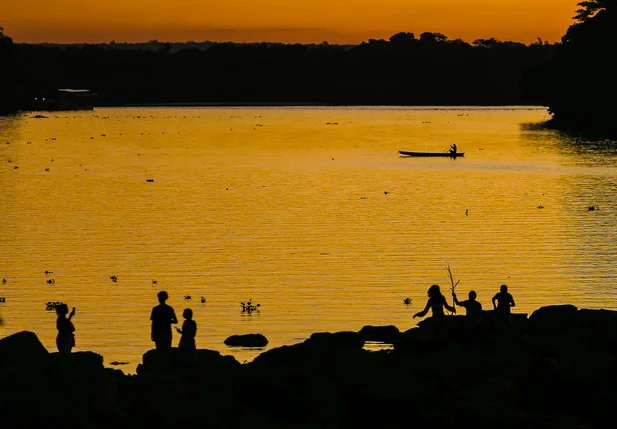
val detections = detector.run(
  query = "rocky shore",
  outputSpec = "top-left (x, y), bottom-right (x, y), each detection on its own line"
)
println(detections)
top-left (1, 304), bottom-right (616, 428)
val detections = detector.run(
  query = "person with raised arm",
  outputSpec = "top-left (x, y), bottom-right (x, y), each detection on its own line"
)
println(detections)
top-left (453, 290), bottom-right (483, 326)
top-left (56, 304), bottom-right (76, 354)
top-left (414, 285), bottom-right (456, 337)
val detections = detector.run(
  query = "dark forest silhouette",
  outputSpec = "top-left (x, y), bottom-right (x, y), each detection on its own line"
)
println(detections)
top-left (522, 1), bottom-right (617, 136)
top-left (0, 30), bottom-right (556, 111)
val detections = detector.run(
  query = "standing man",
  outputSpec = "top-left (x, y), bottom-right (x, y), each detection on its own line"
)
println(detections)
top-left (492, 284), bottom-right (516, 328)
top-left (151, 291), bottom-right (178, 351)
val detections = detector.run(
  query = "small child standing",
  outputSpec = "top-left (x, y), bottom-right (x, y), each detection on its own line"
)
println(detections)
top-left (176, 308), bottom-right (197, 351)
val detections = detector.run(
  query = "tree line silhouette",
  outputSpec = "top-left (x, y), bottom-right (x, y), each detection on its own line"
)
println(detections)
top-left (521, 1), bottom-right (617, 136)
top-left (1, 30), bottom-right (556, 111)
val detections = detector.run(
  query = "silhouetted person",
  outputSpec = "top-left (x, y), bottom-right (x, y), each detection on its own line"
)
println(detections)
top-left (453, 290), bottom-right (482, 325)
top-left (492, 284), bottom-right (515, 327)
top-left (150, 291), bottom-right (177, 351)
top-left (56, 304), bottom-right (75, 354)
top-left (176, 308), bottom-right (197, 351)
top-left (414, 285), bottom-right (455, 336)
top-left (449, 144), bottom-right (457, 154)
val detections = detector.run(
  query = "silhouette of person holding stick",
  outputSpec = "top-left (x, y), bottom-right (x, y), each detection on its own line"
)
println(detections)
top-left (150, 291), bottom-right (177, 351)
top-left (176, 308), bottom-right (197, 352)
top-left (56, 304), bottom-right (76, 354)
top-left (453, 290), bottom-right (482, 326)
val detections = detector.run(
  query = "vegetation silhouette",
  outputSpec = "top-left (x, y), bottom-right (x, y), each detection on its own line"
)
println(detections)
top-left (0, 29), bottom-right (557, 111)
top-left (521, 1), bottom-right (617, 136)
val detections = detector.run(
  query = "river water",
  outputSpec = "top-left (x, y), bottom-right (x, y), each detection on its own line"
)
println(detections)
top-left (1, 106), bottom-right (616, 372)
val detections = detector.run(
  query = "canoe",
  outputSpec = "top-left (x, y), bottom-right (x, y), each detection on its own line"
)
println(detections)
top-left (398, 150), bottom-right (464, 157)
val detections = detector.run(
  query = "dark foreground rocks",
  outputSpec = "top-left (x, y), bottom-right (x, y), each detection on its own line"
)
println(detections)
top-left (1, 305), bottom-right (617, 428)
top-left (224, 333), bottom-right (268, 347)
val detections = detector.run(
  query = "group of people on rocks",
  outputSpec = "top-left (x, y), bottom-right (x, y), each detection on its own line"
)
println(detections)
top-left (413, 284), bottom-right (516, 334)
top-left (53, 290), bottom-right (197, 354)
top-left (50, 285), bottom-right (514, 354)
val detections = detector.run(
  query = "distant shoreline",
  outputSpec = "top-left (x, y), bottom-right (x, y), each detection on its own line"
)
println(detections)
top-left (99, 102), bottom-right (548, 108)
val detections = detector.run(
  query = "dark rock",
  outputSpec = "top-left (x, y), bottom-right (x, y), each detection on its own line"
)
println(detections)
top-left (224, 333), bottom-right (268, 347)
top-left (528, 305), bottom-right (579, 335)
top-left (138, 348), bottom-right (241, 379)
top-left (308, 331), bottom-right (365, 349)
top-left (577, 308), bottom-right (617, 330)
top-left (393, 327), bottom-right (438, 352)
top-left (251, 332), bottom-right (366, 370)
top-left (48, 351), bottom-right (105, 373)
top-left (0, 331), bottom-right (49, 365)
top-left (359, 325), bottom-right (401, 343)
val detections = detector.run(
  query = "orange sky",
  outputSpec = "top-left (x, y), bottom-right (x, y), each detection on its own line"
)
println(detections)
top-left (1, 0), bottom-right (578, 44)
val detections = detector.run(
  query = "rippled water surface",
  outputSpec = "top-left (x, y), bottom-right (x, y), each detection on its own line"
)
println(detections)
top-left (1, 106), bottom-right (617, 372)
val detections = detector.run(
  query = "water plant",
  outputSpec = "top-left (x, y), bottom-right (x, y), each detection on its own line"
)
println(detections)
top-left (241, 299), bottom-right (260, 313)
top-left (46, 301), bottom-right (64, 311)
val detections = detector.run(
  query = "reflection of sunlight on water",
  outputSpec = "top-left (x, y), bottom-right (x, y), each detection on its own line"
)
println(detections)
top-left (363, 342), bottom-right (395, 352)
top-left (1, 106), bottom-right (617, 373)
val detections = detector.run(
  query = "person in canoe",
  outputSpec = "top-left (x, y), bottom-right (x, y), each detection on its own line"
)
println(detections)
top-left (449, 144), bottom-right (458, 154)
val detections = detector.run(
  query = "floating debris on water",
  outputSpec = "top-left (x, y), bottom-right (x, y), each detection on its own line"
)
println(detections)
top-left (241, 299), bottom-right (260, 313)
top-left (46, 301), bottom-right (64, 311)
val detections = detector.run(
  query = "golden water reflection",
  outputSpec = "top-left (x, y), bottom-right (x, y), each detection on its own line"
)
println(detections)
top-left (0, 107), bottom-right (616, 372)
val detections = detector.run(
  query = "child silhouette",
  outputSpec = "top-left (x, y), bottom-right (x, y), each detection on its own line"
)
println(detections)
top-left (176, 308), bottom-right (197, 351)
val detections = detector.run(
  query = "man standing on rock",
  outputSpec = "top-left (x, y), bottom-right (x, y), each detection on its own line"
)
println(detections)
top-left (150, 291), bottom-right (178, 351)
top-left (492, 284), bottom-right (516, 328)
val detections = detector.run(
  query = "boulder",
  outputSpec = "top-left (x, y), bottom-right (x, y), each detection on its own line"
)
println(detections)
top-left (251, 332), bottom-right (365, 369)
top-left (139, 348), bottom-right (241, 378)
top-left (577, 308), bottom-right (617, 331)
top-left (528, 305), bottom-right (579, 335)
top-left (48, 351), bottom-right (105, 373)
top-left (224, 333), bottom-right (268, 348)
top-left (0, 331), bottom-right (49, 365)
top-left (358, 325), bottom-right (401, 344)
top-left (308, 331), bottom-right (365, 349)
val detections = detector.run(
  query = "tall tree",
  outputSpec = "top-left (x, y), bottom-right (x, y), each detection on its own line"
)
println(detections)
top-left (574, 0), bottom-right (616, 21)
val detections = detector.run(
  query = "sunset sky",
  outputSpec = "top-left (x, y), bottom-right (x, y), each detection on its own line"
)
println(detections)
top-left (1, 0), bottom-right (579, 44)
